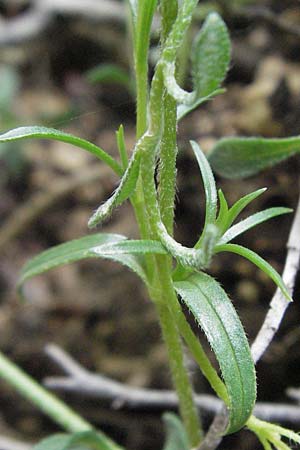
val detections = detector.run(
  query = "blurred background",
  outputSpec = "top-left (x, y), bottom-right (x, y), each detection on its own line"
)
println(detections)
top-left (0, 1), bottom-right (300, 449)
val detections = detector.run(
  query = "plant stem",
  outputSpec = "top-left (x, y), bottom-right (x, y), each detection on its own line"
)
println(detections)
top-left (156, 298), bottom-right (202, 446)
top-left (0, 351), bottom-right (92, 433)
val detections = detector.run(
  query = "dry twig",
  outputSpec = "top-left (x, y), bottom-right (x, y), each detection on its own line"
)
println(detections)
top-left (251, 192), bottom-right (300, 363)
top-left (44, 344), bottom-right (300, 425)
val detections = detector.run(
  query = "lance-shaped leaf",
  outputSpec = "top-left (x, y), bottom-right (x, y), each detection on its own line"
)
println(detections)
top-left (191, 12), bottom-right (230, 99)
top-left (33, 430), bottom-right (123, 450)
top-left (190, 141), bottom-right (217, 249)
top-left (208, 136), bottom-right (300, 179)
top-left (88, 149), bottom-right (141, 228)
top-left (170, 142), bottom-right (217, 276)
top-left (19, 233), bottom-right (167, 290)
top-left (173, 12), bottom-right (230, 118)
top-left (162, 413), bottom-right (190, 450)
top-left (214, 243), bottom-right (292, 302)
top-left (218, 207), bottom-right (292, 245)
top-left (0, 126), bottom-right (122, 175)
top-left (174, 272), bottom-right (256, 434)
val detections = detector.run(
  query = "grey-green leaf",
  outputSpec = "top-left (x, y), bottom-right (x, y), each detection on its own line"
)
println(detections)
top-left (0, 126), bottom-right (122, 175)
top-left (214, 243), bottom-right (292, 302)
top-left (191, 13), bottom-right (230, 99)
top-left (219, 207), bottom-right (292, 245)
top-left (33, 430), bottom-right (123, 450)
top-left (19, 233), bottom-right (167, 290)
top-left (88, 149), bottom-right (141, 227)
top-left (174, 272), bottom-right (256, 434)
top-left (162, 413), bottom-right (190, 450)
top-left (208, 136), bottom-right (300, 179)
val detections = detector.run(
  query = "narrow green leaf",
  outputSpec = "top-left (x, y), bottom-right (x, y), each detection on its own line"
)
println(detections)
top-left (19, 233), bottom-right (167, 290)
top-left (208, 136), bottom-right (300, 179)
top-left (190, 141), bottom-right (217, 247)
top-left (226, 188), bottom-right (267, 230)
top-left (174, 272), bottom-right (256, 434)
top-left (162, 413), bottom-right (190, 450)
top-left (135, 0), bottom-right (158, 71)
top-left (214, 243), bottom-right (292, 302)
top-left (191, 13), bottom-right (230, 99)
top-left (215, 189), bottom-right (229, 234)
top-left (88, 149), bottom-right (141, 227)
top-left (219, 207), bottom-right (292, 245)
top-left (33, 431), bottom-right (123, 450)
top-left (0, 126), bottom-right (123, 176)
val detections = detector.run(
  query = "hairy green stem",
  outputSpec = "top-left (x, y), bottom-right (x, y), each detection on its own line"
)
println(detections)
top-left (0, 351), bottom-right (92, 433)
top-left (158, 0), bottom-right (178, 236)
top-left (158, 93), bottom-right (178, 235)
top-left (159, 0), bottom-right (178, 235)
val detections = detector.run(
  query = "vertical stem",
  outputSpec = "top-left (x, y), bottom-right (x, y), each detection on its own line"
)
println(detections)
top-left (158, 93), bottom-right (178, 235)
top-left (158, 0), bottom-right (178, 235)
top-left (156, 300), bottom-right (202, 446)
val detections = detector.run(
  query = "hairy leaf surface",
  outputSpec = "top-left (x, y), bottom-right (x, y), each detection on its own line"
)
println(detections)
top-left (209, 136), bottom-right (300, 179)
top-left (88, 150), bottom-right (141, 227)
top-left (191, 13), bottom-right (230, 99)
top-left (19, 233), bottom-right (167, 289)
top-left (174, 272), bottom-right (256, 434)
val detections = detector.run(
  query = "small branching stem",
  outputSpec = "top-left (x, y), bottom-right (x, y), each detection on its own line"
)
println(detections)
top-left (0, 352), bottom-right (92, 433)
